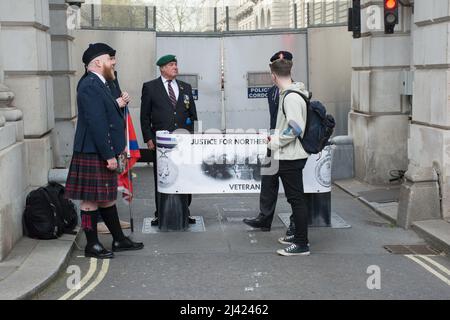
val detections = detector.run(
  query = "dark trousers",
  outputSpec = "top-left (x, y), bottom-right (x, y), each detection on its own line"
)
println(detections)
top-left (259, 173), bottom-right (279, 222)
top-left (276, 159), bottom-right (309, 246)
top-left (259, 162), bottom-right (295, 230)
top-left (151, 149), bottom-right (191, 218)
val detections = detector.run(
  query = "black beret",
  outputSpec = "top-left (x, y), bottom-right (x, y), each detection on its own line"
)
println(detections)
top-left (270, 51), bottom-right (293, 62)
top-left (82, 43), bottom-right (116, 65)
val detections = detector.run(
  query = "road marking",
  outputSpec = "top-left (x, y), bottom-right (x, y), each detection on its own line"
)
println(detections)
top-left (405, 255), bottom-right (450, 286)
top-left (72, 259), bottom-right (110, 300)
top-left (58, 258), bottom-right (97, 300)
top-left (417, 255), bottom-right (450, 276)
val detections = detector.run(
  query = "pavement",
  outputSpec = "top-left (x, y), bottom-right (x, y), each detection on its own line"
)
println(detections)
top-left (1, 167), bottom-right (449, 300)
top-left (334, 179), bottom-right (450, 255)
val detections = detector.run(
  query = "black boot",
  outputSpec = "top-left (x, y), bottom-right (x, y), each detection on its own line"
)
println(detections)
top-left (99, 205), bottom-right (144, 252)
top-left (243, 214), bottom-right (272, 231)
top-left (81, 210), bottom-right (114, 259)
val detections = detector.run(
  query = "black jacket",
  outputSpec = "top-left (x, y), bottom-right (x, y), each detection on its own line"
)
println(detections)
top-left (268, 85), bottom-right (279, 130)
top-left (140, 77), bottom-right (198, 143)
top-left (73, 72), bottom-right (126, 160)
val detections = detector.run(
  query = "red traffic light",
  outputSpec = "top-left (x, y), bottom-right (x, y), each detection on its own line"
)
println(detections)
top-left (385, 0), bottom-right (397, 10)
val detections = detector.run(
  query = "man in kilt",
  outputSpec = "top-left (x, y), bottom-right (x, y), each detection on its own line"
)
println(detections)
top-left (65, 43), bottom-right (143, 259)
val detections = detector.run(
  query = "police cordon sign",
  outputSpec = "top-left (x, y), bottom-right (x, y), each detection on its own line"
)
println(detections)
top-left (248, 87), bottom-right (271, 99)
top-left (155, 132), bottom-right (332, 194)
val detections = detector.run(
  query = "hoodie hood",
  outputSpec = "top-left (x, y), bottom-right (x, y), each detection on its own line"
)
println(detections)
top-left (280, 81), bottom-right (310, 98)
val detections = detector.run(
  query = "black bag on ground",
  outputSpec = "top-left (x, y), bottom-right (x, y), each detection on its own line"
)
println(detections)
top-left (45, 182), bottom-right (78, 234)
top-left (282, 90), bottom-right (336, 154)
top-left (23, 183), bottom-right (78, 239)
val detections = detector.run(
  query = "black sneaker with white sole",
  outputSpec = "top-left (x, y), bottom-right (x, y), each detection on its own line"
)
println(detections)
top-left (277, 244), bottom-right (310, 256)
top-left (278, 235), bottom-right (295, 245)
top-left (278, 235), bottom-right (310, 247)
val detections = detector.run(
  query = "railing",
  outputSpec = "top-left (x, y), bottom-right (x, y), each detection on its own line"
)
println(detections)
top-left (79, 1), bottom-right (351, 32)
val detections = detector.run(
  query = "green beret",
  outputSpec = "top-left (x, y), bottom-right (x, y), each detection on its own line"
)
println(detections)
top-left (156, 54), bottom-right (177, 67)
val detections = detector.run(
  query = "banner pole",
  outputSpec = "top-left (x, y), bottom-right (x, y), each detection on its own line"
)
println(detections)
top-left (126, 106), bottom-right (134, 233)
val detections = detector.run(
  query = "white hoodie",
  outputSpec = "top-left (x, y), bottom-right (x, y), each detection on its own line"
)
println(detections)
top-left (267, 81), bottom-right (309, 160)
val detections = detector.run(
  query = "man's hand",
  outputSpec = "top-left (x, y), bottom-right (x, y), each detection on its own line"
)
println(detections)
top-left (106, 157), bottom-right (118, 171)
top-left (116, 97), bottom-right (127, 108)
top-left (121, 92), bottom-right (131, 104)
top-left (147, 139), bottom-right (155, 150)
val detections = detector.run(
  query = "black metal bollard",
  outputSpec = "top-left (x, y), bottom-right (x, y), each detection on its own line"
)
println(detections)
top-left (306, 192), bottom-right (331, 227)
top-left (158, 193), bottom-right (189, 231)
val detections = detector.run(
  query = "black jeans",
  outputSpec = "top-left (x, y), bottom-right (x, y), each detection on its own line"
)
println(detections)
top-left (276, 159), bottom-right (309, 246)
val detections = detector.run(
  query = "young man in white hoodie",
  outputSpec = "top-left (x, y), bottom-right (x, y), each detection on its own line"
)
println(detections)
top-left (267, 57), bottom-right (310, 256)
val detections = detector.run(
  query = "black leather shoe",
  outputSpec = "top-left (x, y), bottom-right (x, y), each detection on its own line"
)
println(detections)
top-left (112, 237), bottom-right (144, 252)
top-left (150, 217), bottom-right (159, 226)
top-left (188, 216), bottom-right (196, 224)
top-left (243, 215), bottom-right (271, 231)
top-left (85, 243), bottom-right (114, 259)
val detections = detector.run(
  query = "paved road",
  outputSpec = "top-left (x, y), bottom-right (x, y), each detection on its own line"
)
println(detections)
top-left (35, 166), bottom-right (450, 300)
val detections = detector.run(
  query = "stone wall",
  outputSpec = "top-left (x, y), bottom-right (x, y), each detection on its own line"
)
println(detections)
top-left (349, 0), bottom-right (412, 185)
top-left (0, 20), bottom-right (27, 261)
top-left (398, 0), bottom-right (450, 226)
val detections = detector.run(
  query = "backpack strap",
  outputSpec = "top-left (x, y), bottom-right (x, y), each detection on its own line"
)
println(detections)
top-left (281, 90), bottom-right (311, 117)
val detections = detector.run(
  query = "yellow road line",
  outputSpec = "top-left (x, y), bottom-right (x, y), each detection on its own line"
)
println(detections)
top-left (72, 259), bottom-right (110, 300)
top-left (405, 255), bottom-right (450, 286)
top-left (58, 258), bottom-right (98, 300)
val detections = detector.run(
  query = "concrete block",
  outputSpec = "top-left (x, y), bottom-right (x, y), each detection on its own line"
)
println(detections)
top-left (369, 70), bottom-right (405, 113)
top-left (0, 123), bottom-right (16, 151)
top-left (352, 35), bottom-right (411, 69)
top-left (0, 142), bottom-right (27, 261)
top-left (48, 168), bottom-right (69, 183)
top-left (408, 124), bottom-right (446, 170)
top-left (49, 4), bottom-right (75, 37)
top-left (352, 70), bottom-right (370, 113)
top-left (413, 22), bottom-right (450, 66)
top-left (414, 0), bottom-right (450, 25)
top-left (397, 179), bottom-right (441, 229)
top-left (0, 0), bottom-right (50, 27)
top-left (1, 27), bottom-right (52, 72)
top-left (51, 39), bottom-right (74, 71)
top-left (352, 69), bottom-right (406, 113)
top-left (349, 112), bottom-right (409, 184)
top-left (25, 134), bottom-right (53, 187)
top-left (5, 75), bottom-right (54, 137)
top-left (412, 69), bottom-right (450, 127)
top-left (407, 124), bottom-right (450, 220)
top-left (52, 118), bottom-right (76, 168)
top-left (52, 75), bottom-right (76, 119)
top-left (331, 135), bottom-right (354, 181)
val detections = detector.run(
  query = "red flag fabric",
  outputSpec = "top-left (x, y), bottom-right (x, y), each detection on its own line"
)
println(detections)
top-left (118, 108), bottom-right (141, 202)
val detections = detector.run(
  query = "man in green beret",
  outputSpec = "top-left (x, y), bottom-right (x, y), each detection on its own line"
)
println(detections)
top-left (140, 54), bottom-right (198, 227)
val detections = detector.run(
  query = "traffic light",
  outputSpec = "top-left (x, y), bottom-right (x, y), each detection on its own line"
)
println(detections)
top-left (384, 0), bottom-right (399, 34)
top-left (348, 0), bottom-right (361, 39)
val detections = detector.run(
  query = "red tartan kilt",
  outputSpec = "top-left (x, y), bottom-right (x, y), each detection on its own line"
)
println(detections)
top-left (65, 152), bottom-right (118, 202)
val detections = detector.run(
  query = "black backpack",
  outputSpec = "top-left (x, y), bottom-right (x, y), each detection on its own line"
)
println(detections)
top-left (45, 182), bottom-right (78, 234)
top-left (23, 183), bottom-right (78, 239)
top-left (282, 90), bottom-right (335, 154)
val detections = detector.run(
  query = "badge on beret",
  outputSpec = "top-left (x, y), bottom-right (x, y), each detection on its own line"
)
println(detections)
top-left (183, 94), bottom-right (190, 109)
